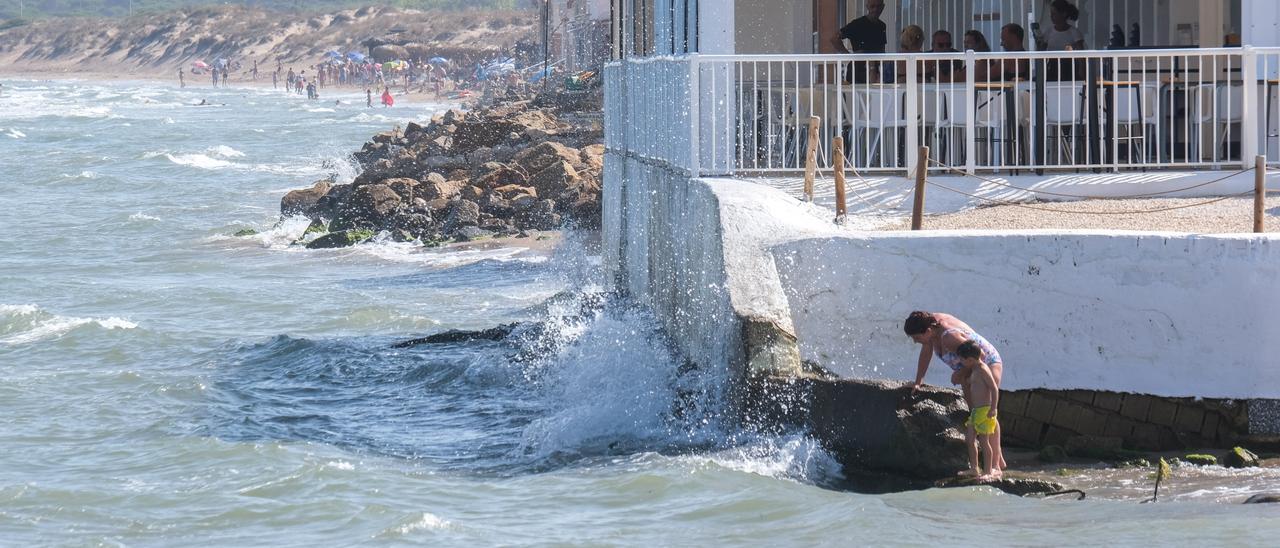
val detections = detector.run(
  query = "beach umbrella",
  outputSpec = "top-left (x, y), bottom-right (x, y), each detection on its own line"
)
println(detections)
top-left (428, 57), bottom-right (448, 65)
top-left (192, 60), bottom-right (210, 69)
top-left (346, 52), bottom-right (366, 62)
top-left (325, 50), bottom-right (343, 59)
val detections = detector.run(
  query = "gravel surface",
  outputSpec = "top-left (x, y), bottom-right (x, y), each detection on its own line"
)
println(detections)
top-left (883, 193), bottom-right (1280, 233)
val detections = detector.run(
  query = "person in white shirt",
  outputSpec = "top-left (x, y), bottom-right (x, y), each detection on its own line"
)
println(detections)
top-left (1044, 0), bottom-right (1086, 51)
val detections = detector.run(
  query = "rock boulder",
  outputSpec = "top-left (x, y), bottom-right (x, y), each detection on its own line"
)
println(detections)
top-left (281, 178), bottom-right (333, 216)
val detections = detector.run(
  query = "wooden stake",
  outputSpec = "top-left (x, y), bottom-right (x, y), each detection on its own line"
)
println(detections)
top-left (912, 146), bottom-right (930, 231)
top-left (1255, 155), bottom-right (1266, 234)
top-left (803, 116), bottom-right (820, 202)
top-left (833, 136), bottom-right (847, 222)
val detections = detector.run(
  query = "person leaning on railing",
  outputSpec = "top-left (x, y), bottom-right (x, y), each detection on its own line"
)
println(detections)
top-left (834, 0), bottom-right (887, 83)
top-left (962, 30), bottom-right (993, 82)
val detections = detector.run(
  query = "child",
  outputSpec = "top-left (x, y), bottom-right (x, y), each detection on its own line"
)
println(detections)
top-left (957, 340), bottom-right (1001, 481)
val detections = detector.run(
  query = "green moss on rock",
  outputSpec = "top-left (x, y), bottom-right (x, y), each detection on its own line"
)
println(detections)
top-left (1183, 454), bottom-right (1217, 466)
top-left (305, 229), bottom-right (375, 249)
top-left (233, 228), bottom-right (259, 237)
top-left (1223, 446), bottom-right (1260, 468)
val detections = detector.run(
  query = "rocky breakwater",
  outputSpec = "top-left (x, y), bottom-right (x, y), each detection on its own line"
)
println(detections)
top-left (281, 101), bottom-right (603, 249)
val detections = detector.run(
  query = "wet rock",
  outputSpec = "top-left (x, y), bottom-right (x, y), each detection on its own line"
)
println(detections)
top-left (1065, 435), bottom-right (1124, 457)
top-left (1183, 454), bottom-right (1218, 466)
top-left (453, 226), bottom-right (492, 242)
top-left (391, 323), bottom-right (519, 347)
top-left (526, 160), bottom-right (581, 199)
top-left (404, 121), bottom-right (425, 136)
top-left (442, 199), bottom-right (480, 232)
top-left (513, 141), bottom-right (581, 174)
top-left (474, 165), bottom-right (527, 190)
top-left (580, 143), bottom-right (605, 171)
top-left (233, 228), bottom-right (258, 237)
top-left (347, 184), bottom-right (401, 223)
top-left (1224, 446), bottom-right (1261, 468)
top-left (511, 193), bottom-right (539, 211)
top-left (936, 475), bottom-right (1067, 497)
top-left (387, 212), bottom-right (434, 238)
top-left (804, 378), bottom-right (970, 481)
top-left (492, 184), bottom-right (537, 200)
top-left (305, 229), bottom-right (375, 249)
top-left (418, 179), bottom-right (465, 201)
top-left (461, 185), bottom-right (485, 202)
top-left (423, 172), bottom-right (448, 186)
top-left (1243, 493), bottom-right (1280, 504)
top-left (383, 177), bottom-right (421, 201)
top-left (280, 178), bottom-right (333, 216)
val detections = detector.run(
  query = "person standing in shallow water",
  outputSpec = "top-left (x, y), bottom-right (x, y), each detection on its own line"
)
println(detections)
top-left (366, 87), bottom-right (373, 108)
top-left (178, 68), bottom-right (185, 88)
top-left (903, 311), bottom-right (1007, 471)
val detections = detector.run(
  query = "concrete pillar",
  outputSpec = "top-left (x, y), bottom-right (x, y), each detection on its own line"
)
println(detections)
top-left (1242, 0), bottom-right (1280, 47)
top-left (699, 0), bottom-right (735, 53)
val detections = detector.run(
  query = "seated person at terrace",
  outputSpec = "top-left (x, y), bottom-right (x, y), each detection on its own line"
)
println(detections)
top-left (926, 30), bottom-right (962, 83)
top-left (998, 23), bottom-right (1030, 81)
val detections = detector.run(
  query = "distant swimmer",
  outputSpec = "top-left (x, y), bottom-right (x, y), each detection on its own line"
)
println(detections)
top-left (179, 68), bottom-right (185, 88)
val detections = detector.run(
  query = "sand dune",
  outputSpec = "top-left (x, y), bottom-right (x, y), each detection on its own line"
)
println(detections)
top-left (0, 5), bottom-right (535, 78)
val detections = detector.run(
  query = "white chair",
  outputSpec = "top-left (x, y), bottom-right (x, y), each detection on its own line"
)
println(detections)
top-left (943, 87), bottom-right (1015, 168)
top-left (1103, 85), bottom-right (1150, 164)
top-left (851, 88), bottom-right (909, 169)
top-left (1042, 83), bottom-right (1086, 165)
top-left (1215, 83), bottom-right (1244, 162)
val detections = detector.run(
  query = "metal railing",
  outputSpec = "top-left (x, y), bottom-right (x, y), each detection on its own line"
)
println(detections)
top-left (606, 47), bottom-right (1280, 177)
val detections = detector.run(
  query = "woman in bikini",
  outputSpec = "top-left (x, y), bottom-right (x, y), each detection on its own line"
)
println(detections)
top-left (903, 310), bottom-right (1006, 471)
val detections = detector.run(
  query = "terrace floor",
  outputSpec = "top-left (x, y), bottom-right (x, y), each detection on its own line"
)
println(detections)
top-left (727, 169), bottom-right (1280, 233)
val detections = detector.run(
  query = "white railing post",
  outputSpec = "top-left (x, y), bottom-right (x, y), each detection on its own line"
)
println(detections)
top-left (965, 50), bottom-right (977, 175)
top-left (1243, 46), bottom-right (1259, 168)
top-left (906, 54), bottom-right (920, 176)
top-left (689, 54), bottom-right (701, 176)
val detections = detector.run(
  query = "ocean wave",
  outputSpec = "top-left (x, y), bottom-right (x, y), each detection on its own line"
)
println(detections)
top-left (128, 212), bottom-right (162, 222)
top-left (4, 128), bottom-right (25, 138)
top-left (165, 152), bottom-right (234, 170)
top-left (0, 303), bottom-right (137, 346)
top-left (206, 145), bottom-right (245, 159)
top-left (60, 170), bottom-right (98, 179)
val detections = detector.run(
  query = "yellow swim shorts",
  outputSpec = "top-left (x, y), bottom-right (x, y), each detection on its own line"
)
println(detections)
top-left (966, 405), bottom-right (998, 435)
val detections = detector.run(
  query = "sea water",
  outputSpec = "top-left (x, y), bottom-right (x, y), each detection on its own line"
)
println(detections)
top-left (1, 80), bottom-right (1277, 546)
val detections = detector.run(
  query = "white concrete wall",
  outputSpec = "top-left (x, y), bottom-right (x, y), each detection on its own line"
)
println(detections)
top-left (774, 231), bottom-right (1280, 398)
top-left (603, 153), bottom-right (837, 376)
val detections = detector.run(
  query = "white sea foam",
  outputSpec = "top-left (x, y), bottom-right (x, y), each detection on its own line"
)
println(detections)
top-left (60, 171), bottom-right (98, 179)
top-left (165, 153), bottom-right (234, 170)
top-left (0, 303), bottom-right (137, 346)
top-left (206, 145), bottom-right (245, 159)
top-left (305, 107), bottom-right (336, 113)
top-left (394, 513), bottom-right (450, 534)
top-left (128, 212), bottom-right (162, 222)
top-left (162, 117), bottom-right (176, 124)
top-left (5, 128), bottom-right (25, 138)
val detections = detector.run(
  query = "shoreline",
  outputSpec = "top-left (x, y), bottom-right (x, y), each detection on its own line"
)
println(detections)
top-left (0, 67), bottom-right (467, 107)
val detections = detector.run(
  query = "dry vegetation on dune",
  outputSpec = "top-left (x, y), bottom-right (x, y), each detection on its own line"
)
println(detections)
top-left (0, 5), bottom-right (535, 76)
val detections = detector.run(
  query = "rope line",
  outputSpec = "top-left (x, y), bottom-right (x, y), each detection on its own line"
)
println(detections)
top-left (923, 178), bottom-right (1259, 216)
top-left (926, 157), bottom-right (1255, 200)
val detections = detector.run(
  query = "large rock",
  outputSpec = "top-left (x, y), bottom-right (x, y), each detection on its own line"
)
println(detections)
top-left (802, 378), bottom-right (970, 481)
top-left (418, 178), bottom-right (465, 201)
top-left (383, 177), bottom-right (421, 201)
top-left (513, 141), bottom-right (581, 175)
top-left (474, 165), bottom-right (527, 190)
top-left (526, 160), bottom-right (581, 199)
top-left (281, 178), bottom-right (333, 216)
top-left (305, 229), bottom-right (375, 249)
top-left (1224, 447), bottom-right (1260, 468)
top-left (332, 183), bottom-right (401, 231)
top-left (442, 199), bottom-right (480, 232)
top-left (1244, 493), bottom-right (1280, 504)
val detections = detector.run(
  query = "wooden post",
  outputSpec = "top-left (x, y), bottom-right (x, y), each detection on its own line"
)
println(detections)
top-left (1255, 155), bottom-right (1266, 233)
top-left (912, 146), bottom-right (930, 230)
top-left (803, 116), bottom-right (820, 202)
top-left (833, 136), bottom-right (847, 222)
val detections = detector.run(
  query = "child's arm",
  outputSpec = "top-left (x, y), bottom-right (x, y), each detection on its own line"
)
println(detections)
top-left (976, 363), bottom-right (999, 417)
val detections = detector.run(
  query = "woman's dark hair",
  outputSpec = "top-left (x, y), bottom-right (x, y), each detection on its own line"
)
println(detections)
top-left (903, 311), bottom-right (939, 335)
top-left (964, 30), bottom-right (991, 52)
top-left (1051, 0), bottom-right (1080, 21)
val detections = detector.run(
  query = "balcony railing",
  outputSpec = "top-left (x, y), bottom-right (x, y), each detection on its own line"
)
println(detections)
top-left (606, 47), bottom-right (1280, 177)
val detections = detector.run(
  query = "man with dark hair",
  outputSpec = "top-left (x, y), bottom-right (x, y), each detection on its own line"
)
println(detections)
top-left (927, 30), bottom-right (960, 82)
top-left (999, 23), bottom-right (1030, 80)
top-left (834, 0), bottom-right (887, 82)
